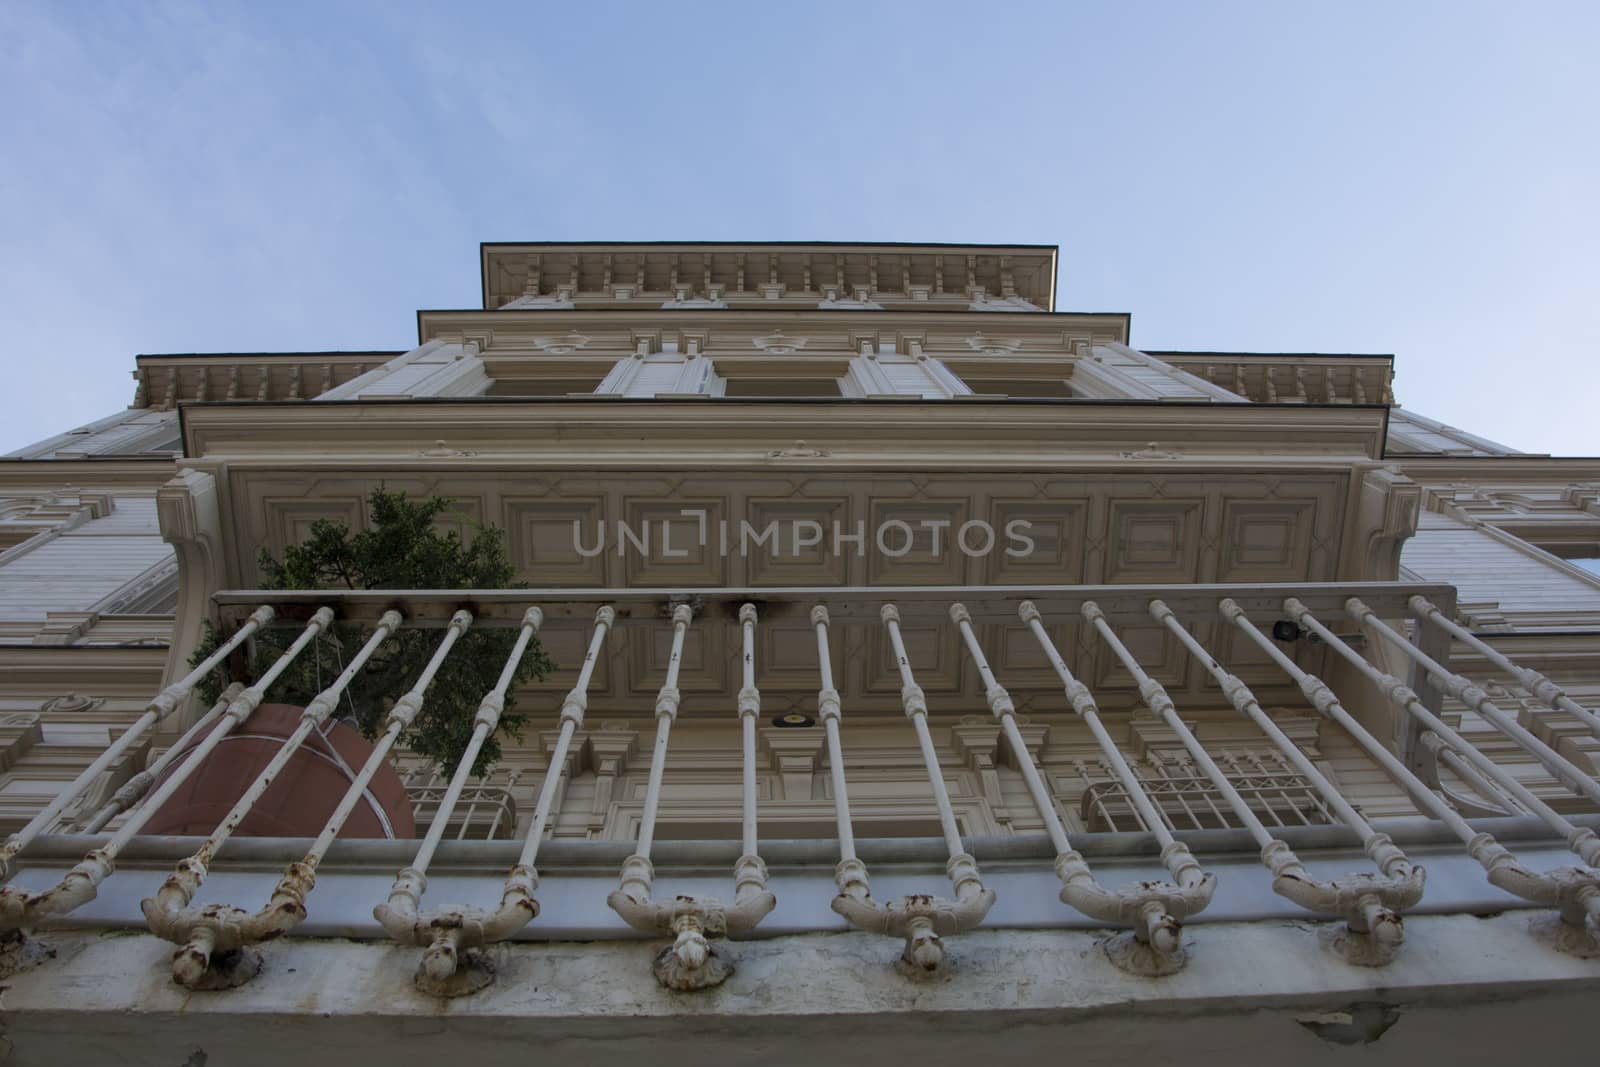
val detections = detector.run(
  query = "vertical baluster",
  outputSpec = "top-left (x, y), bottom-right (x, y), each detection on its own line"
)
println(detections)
top-left (376, 605), bottom-right (611, 995)
top-left (1025, 604), bottom-right (1207, 885)
top-left (608, 602), bottom-right (775, 990)
top-left (881, 606), bottom-right (989, 919)
top-left (1351, 596), bottom-right (1600, 802)
top-left (144, 611), bottom-right (404, 987)
top-left (734, 603), bottom-right (768, 908)
top-left (1294, 599), bottom-right (1600, 859)
top-left (0, 605), bottom-right (275, 875)
top-left (1407, 595), bottom-right (1600, 738)
top-left (1148, 600), bottom-right (1422, 963)
top-left (1259, 598), bottom-right (1600, 953)
top-left (80, 681), bottom-right (244, 833)
top-left (303, 611), bottom-right (473, 869)
top-left (811, 605), bottom-right (866, 901)
top-left (948, 605), bottom-right (1071, 849)
top-left (821, 603), bottom-right (994, 972)
top-left (1018, 600), bottom-right (1214, 975)
top-left (0, 608), bottom-right (330, 932)
top-left (616, 603), bottom-right (694, 903)
top-left (167, 610), bottom-right (475, 986)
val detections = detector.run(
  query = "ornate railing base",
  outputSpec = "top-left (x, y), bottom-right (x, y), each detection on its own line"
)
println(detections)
top-left (176, 941), bottom-right (263, 991)
top-left (374, 865), bottom-right (540, 997)
top-left (647, 910), bottom-right (736, 991)
top-left (607, 854), bottom-right (775, 991)
top-left (1487, 862), bottom-right (1600, 959)
top-left (143, 860), bottom-right (313, 989)
top-left (831, 885), bottom-right (996, 974)
top-left (1100, 929), bottom-right (1186, 978)
top-left (1265, 838), bottom-right (1424, 968)
top-left (1056, 845), bottom-right (1215, 978)
top-left (1528, 913), bottom-right (1600, 959)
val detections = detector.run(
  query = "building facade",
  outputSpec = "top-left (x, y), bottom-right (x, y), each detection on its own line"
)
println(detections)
top-left (0, 242), bottom-right (1597, 1064)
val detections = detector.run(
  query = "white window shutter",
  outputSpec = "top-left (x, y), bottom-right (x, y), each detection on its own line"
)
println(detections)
top-left (597, 348), bottom-right (725, 397)
top-left (839, 347), bottom-right (970, 398)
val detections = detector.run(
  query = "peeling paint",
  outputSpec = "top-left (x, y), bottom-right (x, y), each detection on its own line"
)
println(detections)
top-left (1295, 1002), bottom-right (1401, 1046)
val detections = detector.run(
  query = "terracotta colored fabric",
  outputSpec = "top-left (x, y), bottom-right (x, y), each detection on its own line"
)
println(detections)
top-left (143, 703), bottom-right (415, 839)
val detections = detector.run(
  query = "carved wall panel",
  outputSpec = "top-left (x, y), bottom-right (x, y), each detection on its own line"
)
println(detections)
top-left (1219, 499), bottom-right (1320, 581)
top-left (503, 496), bottom-right (608, 586)
top-left (1104, 499), bottom-right (1205, 583)
top-left (223, 468), bottom-right (1351, 719)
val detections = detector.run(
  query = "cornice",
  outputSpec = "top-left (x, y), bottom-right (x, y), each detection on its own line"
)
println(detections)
top-left (0, 458), bottom-right (176, 490)
top-left (417, 306), bottom-right (1126, 346)
top-left (1391, 456), bottom-right (1600, 481)
top-left (178, 397), bottom-right (1389, 468)
top-left (135, 351), bottom-right (402, 364)
top-left (1151, 351), bottom-right (1395, 363)
top-left (481, 240), bottom-right (1060, 251)
top-left (131, 354), bottom-right (390, 410)
top-left (479, 242), bottom-right (1061, 312)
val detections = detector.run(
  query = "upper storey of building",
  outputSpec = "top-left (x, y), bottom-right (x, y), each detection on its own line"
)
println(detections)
top-left (4, 238), bottom-right (1534, 469)
top-left (2, 236), bottom-right (1594, 652)
top-left (479, 242), bottom-right (1058, 313)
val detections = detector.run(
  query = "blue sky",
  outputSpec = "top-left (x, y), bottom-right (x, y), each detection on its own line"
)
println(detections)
top-left (2, 1), bottom-right (1596, 455)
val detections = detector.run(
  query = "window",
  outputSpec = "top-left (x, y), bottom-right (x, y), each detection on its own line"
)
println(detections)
top-left (405, 767), bottom-right (521, 840)
top-left (838, 342), bottom-right (970, 398)
top-left (1076, 750), bottom-right (1334, 833)
top-left (961, 377), bottom-right (1074, 398)
top-left (722, 377), bottom-right (843, 398)
top-left (596, 341), bottom-right (725, 397)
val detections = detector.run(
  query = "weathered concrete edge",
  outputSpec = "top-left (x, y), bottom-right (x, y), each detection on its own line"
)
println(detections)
top-left (4, 912), bottom-right (1598, 1024)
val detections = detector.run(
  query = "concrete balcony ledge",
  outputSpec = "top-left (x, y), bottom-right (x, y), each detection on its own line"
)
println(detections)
top-left (2, 913), bottom-right (1598, 1067)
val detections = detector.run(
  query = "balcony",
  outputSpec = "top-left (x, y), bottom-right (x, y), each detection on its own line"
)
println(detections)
top-left (0, 581), bottom-right (1597, 1057)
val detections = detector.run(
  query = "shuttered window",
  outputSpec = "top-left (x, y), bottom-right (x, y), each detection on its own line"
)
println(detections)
top-left (837, 344), bottom-right (971, 398)
top-left (595, 342), bottom-right (725, 397)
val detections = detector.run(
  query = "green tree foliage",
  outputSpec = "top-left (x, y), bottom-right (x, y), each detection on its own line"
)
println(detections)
top-left (192, 489), bottom-right (553, 773)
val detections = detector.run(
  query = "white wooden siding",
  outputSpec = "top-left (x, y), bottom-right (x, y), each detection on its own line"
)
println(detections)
top-left (1094, 347), bottom-right (1211, 399)
top-left (1386, 408), bottom-right (1517, 456)
top-left (6, 409), bottom-right (179, 459)
top-left (0, 498), bottom-right (173, 623)
top-left (1400, 512), bottom-right (1600, 616)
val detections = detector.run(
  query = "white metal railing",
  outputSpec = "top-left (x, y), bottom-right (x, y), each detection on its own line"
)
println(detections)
top-left (0, 582), bottom-right (1596, 992)
top-left (373, 606), bottom-right (558, 996)
top-left (820, 603), bottom-right (995, 972)
top-left (605, 602), bottom-right (774, 989)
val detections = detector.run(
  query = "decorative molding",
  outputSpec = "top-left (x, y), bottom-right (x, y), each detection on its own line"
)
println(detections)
top-left (1119, 442), bottom-right (1181, 460)
top-left (155, 468), bottom-right (226, 730)
top-left (532, 332), bottom-right (591, 355)
top-left (418, 440), bottom-right (478, 459)
top-left (964, 333), bottom-right (1023, 357)
top-left (760, 727), bottom-right (825, 800)
top-left (765, 440), bottom-right (831, 460)
top-left (752, 331), bottom-right (808, 356)
top-left (38, 693), bottom-right (105, 715)
top-left (585, 723), bottom-right (639, 835)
